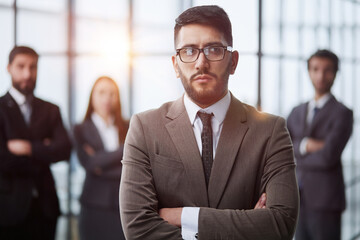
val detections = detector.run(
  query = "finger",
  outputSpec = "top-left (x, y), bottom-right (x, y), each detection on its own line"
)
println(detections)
top-left (257, 193), bottom-right (266, 208)
top-left (260, 193), bottom-right (266, 204)
top-left (260, 193), bottom-right (267, 208)
top-left (254, 193), bottom-right (265, 209)
top-left (83, 144), bottom-right (94, 155)
top-left (255, 196), bottom-right (262, 208)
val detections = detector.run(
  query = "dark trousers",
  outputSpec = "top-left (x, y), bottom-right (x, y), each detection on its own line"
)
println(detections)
top-left (79, 205), bottom-right (125, 240)
top-left (0, 198), bottom-right (57, 240)
top-left (296, 194), bottom-right (342, 240)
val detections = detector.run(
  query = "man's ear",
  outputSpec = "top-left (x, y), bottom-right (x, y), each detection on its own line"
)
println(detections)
top-left (230, 50), bottom-right (239, 75)
top-left (172, 55), bottom-right (180, 78)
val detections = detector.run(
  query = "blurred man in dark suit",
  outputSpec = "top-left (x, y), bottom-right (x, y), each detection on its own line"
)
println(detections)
top-left (0, 46), bottom-right (72, 240)
top-left (287, 49), bottom-right (353, 240)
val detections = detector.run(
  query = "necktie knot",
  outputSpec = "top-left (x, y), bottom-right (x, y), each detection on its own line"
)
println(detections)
top-left (197, 111), bottom-right (213, 125)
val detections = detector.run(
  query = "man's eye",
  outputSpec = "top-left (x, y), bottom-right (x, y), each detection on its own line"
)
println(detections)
top-left (185, 48), bottom-right (194, 55)
top-left (209, 47), bottom-right (221, 54)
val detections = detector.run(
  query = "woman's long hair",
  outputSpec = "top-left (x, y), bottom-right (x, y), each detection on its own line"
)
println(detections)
top-left (84, 76), bottom-right (129, 144)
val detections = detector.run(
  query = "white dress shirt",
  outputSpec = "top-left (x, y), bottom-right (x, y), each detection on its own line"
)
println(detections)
top-left (9, 87), bottom-right (32, 124)
top-left (91, 113), bottom-right (119, 151)
top-left (299, 93), bottom-right (332, 155)
top-left (181, 91), bottom-right (231, 240)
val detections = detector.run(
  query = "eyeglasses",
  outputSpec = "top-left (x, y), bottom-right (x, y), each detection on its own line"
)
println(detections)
top-left (176, 46), bottom-right (233, 63)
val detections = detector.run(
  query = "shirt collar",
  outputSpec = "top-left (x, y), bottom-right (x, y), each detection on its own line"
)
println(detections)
top-left (184, 91), bottom-right (231, 126)
top-left (91, 112), bottom-right (115, 130)
top-left (9, 87), bottom-right (27, 106)
top-left (309, 93), bottom-right (332, 110)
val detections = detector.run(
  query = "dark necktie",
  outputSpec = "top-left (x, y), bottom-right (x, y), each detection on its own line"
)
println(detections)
top-left (311, 106), bottom-right (320, 124)
top-left (22, 96), bottom-right (32, 125)
top-left (197, 111), bottom-right (213, 187)
top-left (314, 107), bottom-right (320, 117)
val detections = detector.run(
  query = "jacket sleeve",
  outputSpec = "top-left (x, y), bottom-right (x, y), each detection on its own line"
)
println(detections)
top-left (286, 108), bottom-right (303, 160)
top-left (73, 124), bottom-right (123, 178)
top-left (298, 108), bottom-right (353, 170)
top-left (99, 162), bottom-right (122, 179)
top-left (31, 106), bottom-right (71, 164)
top-left (0, 113), bottom-right (37, 175)
top-left (198, 117), bottom-right (299, 240)
top-left (119, 114), bottom-right (183, 240)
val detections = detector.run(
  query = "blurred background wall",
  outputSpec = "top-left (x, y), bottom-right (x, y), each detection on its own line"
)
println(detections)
top-left (0, 0), bottom-right (359, 239)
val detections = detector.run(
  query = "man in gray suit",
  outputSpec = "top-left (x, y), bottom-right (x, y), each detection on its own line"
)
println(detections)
top-left (120, 5), bottom-right (299, 240)
top-left (287, 49), bottom-right (353, 240)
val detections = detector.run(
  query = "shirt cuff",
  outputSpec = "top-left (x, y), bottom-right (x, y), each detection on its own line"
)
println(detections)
top-left (181, 207), bottom-right (200, 240)
top-left (300, 137), bottom-right (309, 155)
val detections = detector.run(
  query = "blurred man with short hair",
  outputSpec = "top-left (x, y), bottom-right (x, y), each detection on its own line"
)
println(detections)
top-left (287, 49), bottom-right (353, 240)
top-left (0, 46), bottom-right (72, 240)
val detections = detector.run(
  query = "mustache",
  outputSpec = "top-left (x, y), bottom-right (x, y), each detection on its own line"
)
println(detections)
top-left (190, 70), bottom-right (217, 81)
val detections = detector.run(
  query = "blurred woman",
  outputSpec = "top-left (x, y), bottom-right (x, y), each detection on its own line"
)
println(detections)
top-left (74, 76), bottom-right (128, 240)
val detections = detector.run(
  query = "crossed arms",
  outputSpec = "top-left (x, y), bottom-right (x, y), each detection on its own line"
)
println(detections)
top-left (0, 105), bottom-right (71, 175)
top-left (120, 113), bottom-right (299, 240)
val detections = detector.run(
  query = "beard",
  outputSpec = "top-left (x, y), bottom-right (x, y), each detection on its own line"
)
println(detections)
top-left (12, 79), bottom-right (36, 96)
top-left (178, 63), bottom-right (232, 107)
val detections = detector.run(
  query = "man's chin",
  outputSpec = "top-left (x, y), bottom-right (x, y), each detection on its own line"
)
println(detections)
top-left (17, 87), bottom-right (34, 96)
top-left (189, 90), bottom-right (220, 105)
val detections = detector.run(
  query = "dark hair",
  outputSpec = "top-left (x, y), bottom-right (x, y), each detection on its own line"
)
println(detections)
top-left (84, 76), bottom-right (129, 144)
top-left (307, 49), bottom-right (339, 73)
top-left (174, 5), bottom-right (233, 47)
top-left (9, 46), bottom-right (39, 64)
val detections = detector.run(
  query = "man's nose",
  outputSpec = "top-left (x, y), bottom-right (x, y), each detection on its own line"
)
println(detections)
top-left (23, 67), bottom-right (32, 79)
top-left (195, 52), bottom-right (210, 70)
top-left (317, 71), bottom-right (326, 81)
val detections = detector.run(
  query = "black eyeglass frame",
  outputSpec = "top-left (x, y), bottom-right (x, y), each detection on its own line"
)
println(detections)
top-left (176, 46), bottom-right (233, 63)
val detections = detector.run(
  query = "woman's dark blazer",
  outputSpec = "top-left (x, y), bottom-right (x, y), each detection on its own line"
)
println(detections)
top-left (74, 119), bottom-right (123, 210)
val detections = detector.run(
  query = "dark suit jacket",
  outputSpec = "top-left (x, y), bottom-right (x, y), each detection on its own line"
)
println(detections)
top-left (0, 92), bottom-right (71, 226)
top-left (74, 119), bottom-right (123, 210)
top-left (287, 95), bottom-right (353, 211)
top-left (120, 94), bottom-right (299, 240)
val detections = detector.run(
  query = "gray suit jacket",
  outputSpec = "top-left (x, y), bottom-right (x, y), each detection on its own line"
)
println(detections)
top-left (120, 94), bottom-right (299, 240)
top-left (287, 95), bottom-right (353, 211)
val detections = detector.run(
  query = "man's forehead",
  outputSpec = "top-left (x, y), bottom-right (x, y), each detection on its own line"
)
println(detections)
top-left (309, 57), bottom-right (334, 67)
top-left (12, 54), bottom-right (38, 64)
top-left (309, 58), bottom-right (336, 73)
top-left (310, 57), bottom-right (332, 62)
top-left (175, 24), bottom-right (227, 48)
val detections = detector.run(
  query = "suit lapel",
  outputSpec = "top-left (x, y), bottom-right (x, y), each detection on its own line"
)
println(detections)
top-left (300, 102), bottom-right (310, 136)
top-left (86, 119), bottom-right (105, 150)
top-left (208, 96), bottom-right (249, 208)
top-left (29, 97), bottom-right (38, 128)
top-left (310, 96), bottom-right (336, 133)
top-left (165, 97), bottom-right (209, 206)
top-left (4, 93), bottom-right (29, 132)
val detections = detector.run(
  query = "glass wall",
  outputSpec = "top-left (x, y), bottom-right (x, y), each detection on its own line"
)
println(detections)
top-left (132, 0), bottom-right (183, 113)
top-left (0, 1), bottom-right (14, 95)
top-left (70, 2), bottom-right (130, 238)
top-left (1, 0), bottom-right (359, 239)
